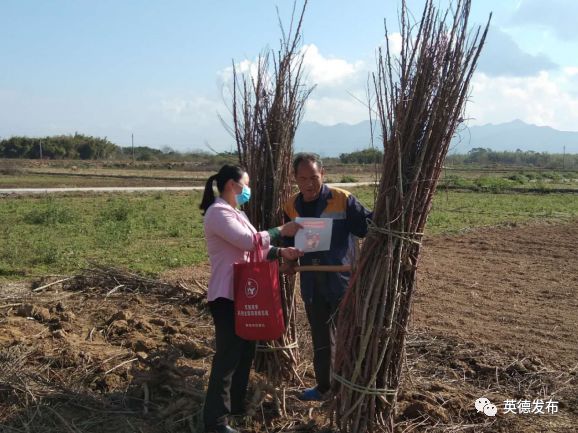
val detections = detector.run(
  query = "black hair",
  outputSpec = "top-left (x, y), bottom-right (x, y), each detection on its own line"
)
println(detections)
top-left (293, 152), bottom-right (323, 174)
top-left (199, 164), bottom-right (245, 215)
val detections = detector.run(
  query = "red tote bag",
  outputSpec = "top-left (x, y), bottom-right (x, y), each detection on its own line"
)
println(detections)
top-left (233, 234), bottom-right (285, 340)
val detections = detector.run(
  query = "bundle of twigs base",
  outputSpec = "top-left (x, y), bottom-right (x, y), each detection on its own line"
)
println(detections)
top-left (333, 1), bottom-right (490, 432)
top-left (66, 263), bottom-right (205, 303)
top-left (229, 1), bottom-right (313, 384)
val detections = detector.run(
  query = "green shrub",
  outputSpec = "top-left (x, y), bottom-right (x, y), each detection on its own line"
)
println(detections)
top-left (23, 201), bottom-right (76, 225)
top-left (340, 175), bottom-right (358, 183)
top-left (441, 175), bottom-right (471, 188)
top-left (541, 172), bottom-right (562, 181)
top-left (507, 173), bottom-right (529, 184)
top-left (474, 177), bottom-right (513, 192)
top-left (99, 201), bottom-right (131, 222)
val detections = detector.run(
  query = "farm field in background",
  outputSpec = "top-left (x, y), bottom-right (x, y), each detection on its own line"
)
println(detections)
top-left (2, 159), bottom-right (578, 191)
top-left (0, 159), bottom-right (379, 187)
top-left (1, 188), bottom-right (578, 279)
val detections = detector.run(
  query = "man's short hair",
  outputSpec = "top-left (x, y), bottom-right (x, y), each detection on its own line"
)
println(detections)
top-left (293, 152), bottom-right (323, 174)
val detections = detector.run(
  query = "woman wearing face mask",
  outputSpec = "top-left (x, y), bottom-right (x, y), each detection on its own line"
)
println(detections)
top-left (199, 164), bottom-right (303, 433)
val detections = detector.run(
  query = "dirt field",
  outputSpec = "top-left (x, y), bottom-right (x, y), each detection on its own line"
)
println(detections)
top-left (1, 221), bottom-right (576, 432)
top-left (412, 220), bottom-right (577, 432)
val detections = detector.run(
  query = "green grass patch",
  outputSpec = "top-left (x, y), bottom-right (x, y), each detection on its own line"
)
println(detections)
top-left (439, 170), bottom-right (578, 191)
top-left (350, 186), bottom-right (578, 234)
top-left (0, 192), bottom-right (206, 278)
top-left (1, 188), bottom-right (578, 279)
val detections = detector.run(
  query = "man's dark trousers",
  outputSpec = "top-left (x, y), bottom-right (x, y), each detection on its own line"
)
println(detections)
top-left (203, 298), bottom-right (256, 430)
top-left (303, 274), bottom-right (341, 394)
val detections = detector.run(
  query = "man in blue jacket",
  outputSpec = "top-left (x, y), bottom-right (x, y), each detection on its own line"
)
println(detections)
top-left (283, 153), bottom-right (372, 401)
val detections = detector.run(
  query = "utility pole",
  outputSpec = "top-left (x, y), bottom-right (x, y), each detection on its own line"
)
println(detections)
top-left (39, 140), bottom-right (43, 160)
top-left (563, 145), bottom-right (566, 170)
top-left (132, 133), bottom-right (135, 163)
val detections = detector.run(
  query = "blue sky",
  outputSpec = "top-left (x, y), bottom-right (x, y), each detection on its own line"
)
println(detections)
top-left (1, 0), bottom-right (577, 151)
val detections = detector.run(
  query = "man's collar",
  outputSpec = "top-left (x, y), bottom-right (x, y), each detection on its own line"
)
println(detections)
top-left (320, 184), bottom-right (332, 200)
top-left (295, 184), bottom-right (331, 216)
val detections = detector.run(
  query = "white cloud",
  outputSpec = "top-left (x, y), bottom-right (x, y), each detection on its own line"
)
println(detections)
top-left (467, 71), bottom-right (578, 131)
top-left (386, 33), bottom-right (402, 56)
top-left (215, 45), bottom-right (370, 126)
top-left (376, 32), bottom-right (403, 58)
top-left (211, 42), bottom-right (578, 138)
top-left (301, 44), bottom-right (365, 87)
top-left (218, 41), bottom-right (367, 92)
top-left (217, 59), bottom-right (263, 86)
top-left (304, 95), bottom-right (368, 125)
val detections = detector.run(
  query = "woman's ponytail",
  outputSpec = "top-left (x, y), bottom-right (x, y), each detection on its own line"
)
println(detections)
top-left (199, 175), bottom-right (217, 215)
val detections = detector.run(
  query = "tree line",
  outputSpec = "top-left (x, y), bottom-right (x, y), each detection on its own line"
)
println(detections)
top-left (2, 135), bottom-right (577, 170)
top-left (338, 147), bottom-right (578, 169)
top-left (446, 147), bottom-right (578, 170)
top-left (0, 134), bottom-right (239, 163)
top-left (0, 134), bottom-right (118, 160)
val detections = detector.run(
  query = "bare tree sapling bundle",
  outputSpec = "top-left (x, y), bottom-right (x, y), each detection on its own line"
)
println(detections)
top-left (228, 1), bottom-right (314, 387)
top-left (333, 1), bottom-right (490, 431)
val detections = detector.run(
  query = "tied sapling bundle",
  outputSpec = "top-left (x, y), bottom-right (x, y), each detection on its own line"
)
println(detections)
top-left (228, 1), bottom-right (314, 387)
top-left (333, 0), bottom-right (490, 431)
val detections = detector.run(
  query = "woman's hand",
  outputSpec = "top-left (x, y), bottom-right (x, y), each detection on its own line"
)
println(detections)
top-left (279, 221), bottom-right (303, 237)
top-left (279, 247), bottom-right (303, 261)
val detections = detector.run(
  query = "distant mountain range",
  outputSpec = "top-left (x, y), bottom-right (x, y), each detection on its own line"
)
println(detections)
top-left (294, 119), bottom-right (578, 156)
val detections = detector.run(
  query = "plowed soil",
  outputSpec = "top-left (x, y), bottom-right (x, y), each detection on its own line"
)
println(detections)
top-left (1, 221), bottom-right (576, 432)
top-left (411, 220), bottom-right (577, 432)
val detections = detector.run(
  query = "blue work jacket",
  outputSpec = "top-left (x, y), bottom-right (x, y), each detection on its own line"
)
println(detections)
top-left (283, 184), bottom-right (372, 304)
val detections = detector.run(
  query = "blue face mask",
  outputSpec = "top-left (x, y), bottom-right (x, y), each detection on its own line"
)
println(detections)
top-left (235, 185), bottom-right (251, 206)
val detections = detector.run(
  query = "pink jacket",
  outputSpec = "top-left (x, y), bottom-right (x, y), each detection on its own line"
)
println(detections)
top-left (204, 198), bottom-right (271, 301)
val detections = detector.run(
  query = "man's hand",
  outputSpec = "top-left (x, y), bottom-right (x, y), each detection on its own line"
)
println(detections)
top-left (279, 221), bottom-right (303, 237)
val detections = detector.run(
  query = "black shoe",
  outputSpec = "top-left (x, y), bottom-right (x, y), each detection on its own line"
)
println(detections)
top-left (206, 425), bottom-right (239, 433)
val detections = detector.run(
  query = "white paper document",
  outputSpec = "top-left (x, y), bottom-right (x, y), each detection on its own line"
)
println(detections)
top-left (294, 217), bottom-right (333, 252)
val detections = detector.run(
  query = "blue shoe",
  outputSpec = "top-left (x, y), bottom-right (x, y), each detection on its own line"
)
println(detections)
top-left (298, 387), bottom-right (325, 401)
